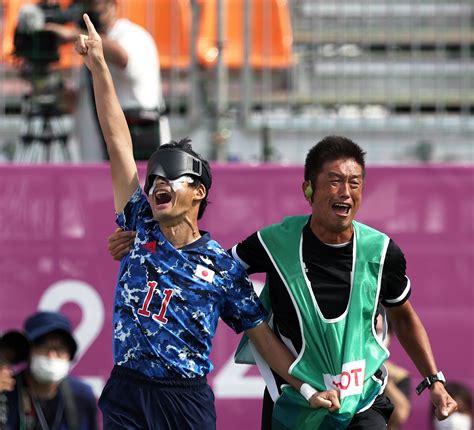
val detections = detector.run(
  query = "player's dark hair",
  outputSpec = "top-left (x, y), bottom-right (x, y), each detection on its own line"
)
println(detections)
top-left (304, 136), bottom-right (366, 185)
top-left (159, 138), bottom-right (212, 219)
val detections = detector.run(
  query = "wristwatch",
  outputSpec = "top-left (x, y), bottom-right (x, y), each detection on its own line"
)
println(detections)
top-left (416, 371), bottom-right (446, 395)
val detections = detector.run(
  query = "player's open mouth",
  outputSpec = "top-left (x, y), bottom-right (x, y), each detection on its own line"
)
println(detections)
top-left (154, 190), bottom-right (172, 205)
top-left (332, 203), bottom-right (351, 216)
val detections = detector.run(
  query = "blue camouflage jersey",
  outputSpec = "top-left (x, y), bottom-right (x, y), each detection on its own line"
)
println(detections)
top-left (114, 187), bottom-right (266, 378)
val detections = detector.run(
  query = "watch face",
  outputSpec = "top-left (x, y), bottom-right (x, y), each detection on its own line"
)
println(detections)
top-left (430, 372), bottom-right (446, 385)
top-left (436, 371), bottom-right (446, 383)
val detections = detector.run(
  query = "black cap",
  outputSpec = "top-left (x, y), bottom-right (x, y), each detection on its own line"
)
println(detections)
top-left (24, 311), bottom-right (77, 359)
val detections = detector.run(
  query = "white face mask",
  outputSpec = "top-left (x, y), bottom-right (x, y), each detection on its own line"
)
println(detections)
top-left (29, 354), bottom-right (70, 384)
top-left (433, 413), bottom-right (472, 430)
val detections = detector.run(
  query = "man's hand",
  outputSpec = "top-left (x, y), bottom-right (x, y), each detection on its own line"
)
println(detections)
top-left (108, 228), bottom-right (136, 260)
top-left (430, 382), bottom-right (458, 420)
top-left (75, 13), bottom-right (105, 71)
top-left (308, 389), bottom-right (341, 412)
top-left (0, 366), bottom-right (15, 392)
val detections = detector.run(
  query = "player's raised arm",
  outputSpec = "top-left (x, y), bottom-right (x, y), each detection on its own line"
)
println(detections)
top-left (76, 13), bottom-right (139, 213)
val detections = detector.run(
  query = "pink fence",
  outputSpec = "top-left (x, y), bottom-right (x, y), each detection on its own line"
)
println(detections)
top-left (0, 164), bottom-right (472, 429)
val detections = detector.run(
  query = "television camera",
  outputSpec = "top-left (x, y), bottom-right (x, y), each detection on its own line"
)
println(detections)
top-left (13, 1), bottom-right (102, 74)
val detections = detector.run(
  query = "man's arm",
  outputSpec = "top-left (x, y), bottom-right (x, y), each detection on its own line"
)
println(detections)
top-left (44, 23), bottom-right (80, 42)
top-left (107, 229), bottom-right (269, 263)
top-left (385, 380), bottom-right (411, 427)
top-left (383, 363), bottom-right (411, 428)
top-left (386, 301), bottom-right (457, 420)
top-left (76, 14), bottom-right (138, 212)
top-left (101, 37), bottom-right (129, 69)
top-left (245, 322), bottom-right (341, 411)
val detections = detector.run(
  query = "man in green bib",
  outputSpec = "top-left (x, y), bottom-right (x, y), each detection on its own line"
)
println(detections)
top-left (232, 136), bottom-right (457, 429)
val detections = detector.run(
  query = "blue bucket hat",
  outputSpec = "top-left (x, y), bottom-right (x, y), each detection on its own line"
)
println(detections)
top-left (24, 311), bottom-right (77, 359)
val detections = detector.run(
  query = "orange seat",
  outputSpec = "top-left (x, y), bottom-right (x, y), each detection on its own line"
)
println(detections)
top-left (1, 0), bottom-right (82, 69)
top-left (197, 0), bottom-right (293, 69)
top-left (117, 0), bottom-right (192, 70)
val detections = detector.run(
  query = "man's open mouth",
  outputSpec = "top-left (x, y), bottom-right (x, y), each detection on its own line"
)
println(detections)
top-left (332, 203), bottom-right (351, 215)
top-left (155, 190), bottom-right (172, 205)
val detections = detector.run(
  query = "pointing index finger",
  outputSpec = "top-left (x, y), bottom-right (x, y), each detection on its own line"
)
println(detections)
top-left (83, 13), bottom-right (98, 37)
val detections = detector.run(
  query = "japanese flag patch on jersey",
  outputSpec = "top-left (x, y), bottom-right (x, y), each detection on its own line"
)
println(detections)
top-left (194, 264), bottom-right (215, 283)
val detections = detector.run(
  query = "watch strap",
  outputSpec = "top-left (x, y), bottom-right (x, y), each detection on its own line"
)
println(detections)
top-left (416, 371), bottom-right (446, 395)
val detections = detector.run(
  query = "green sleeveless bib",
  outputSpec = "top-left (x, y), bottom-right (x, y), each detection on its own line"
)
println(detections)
top-left (251, 216), bottom-right (389, 429)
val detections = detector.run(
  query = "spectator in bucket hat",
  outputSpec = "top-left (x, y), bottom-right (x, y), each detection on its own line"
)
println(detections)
top-left (4, 311), bottom-right (99, 430)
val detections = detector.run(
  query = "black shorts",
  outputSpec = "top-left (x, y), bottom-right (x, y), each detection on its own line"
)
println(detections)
top-left (347, 394), bottom-right (394, 429)
top-left (261, 388), bottom-right (393, 430)
top-left (99, 365), bottom-right (216, 430)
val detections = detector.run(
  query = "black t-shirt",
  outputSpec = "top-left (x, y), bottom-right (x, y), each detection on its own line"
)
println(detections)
top-left (231, 222), bottom-right (410, 352)
top-left (36, 395), bottom-right (62, 430)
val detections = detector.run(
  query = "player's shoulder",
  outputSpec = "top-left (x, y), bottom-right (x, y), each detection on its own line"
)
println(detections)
top-left (353, 220), bottom-right (390, 240)
top-left (122, 187), bottom-right (151, 214)
top-left (385, 238), bottom-right (406, 269)
top-left (114, 18), bottom-right (156, 44)
top-left (114, 18), bottom-right (144, 33)
top-left (387, 238), bottom-right (404, 255)
top-left (204, 238), bottom-right (248, 276)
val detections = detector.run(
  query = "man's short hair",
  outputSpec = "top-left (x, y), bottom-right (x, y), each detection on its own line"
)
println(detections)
top-left (304, 135), bottom-right (366, 184)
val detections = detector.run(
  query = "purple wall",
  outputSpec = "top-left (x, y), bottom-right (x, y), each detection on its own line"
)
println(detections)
top-left (0, 164), bottom-right (472, 429)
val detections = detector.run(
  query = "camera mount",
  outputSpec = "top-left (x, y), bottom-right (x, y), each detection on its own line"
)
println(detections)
top-left (13, 74), bottom-right (72, 163)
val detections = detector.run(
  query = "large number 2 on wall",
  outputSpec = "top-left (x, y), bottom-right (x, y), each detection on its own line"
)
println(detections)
top-left (38, 280), bottom-right (105, 362)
